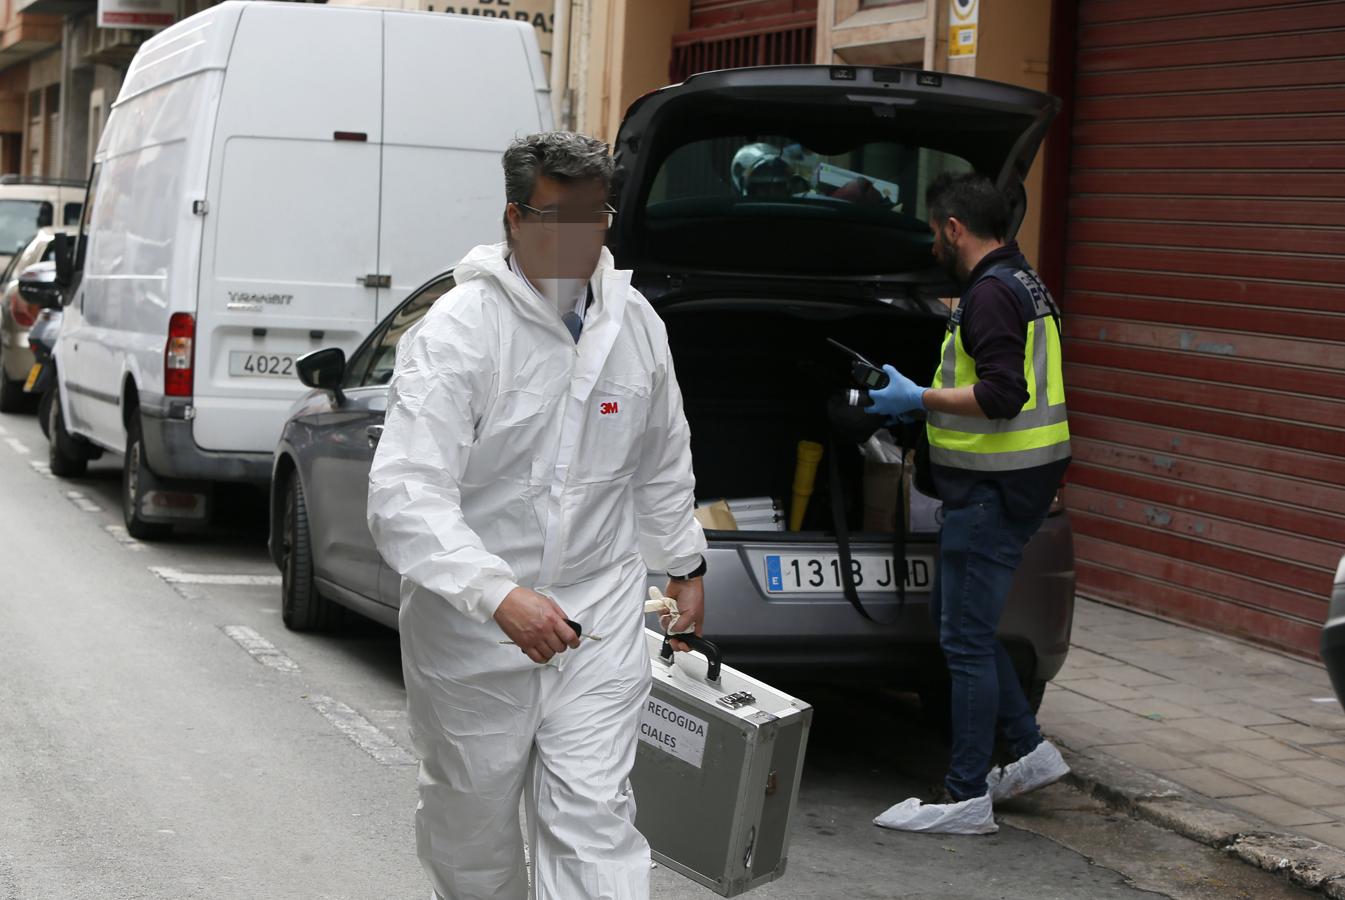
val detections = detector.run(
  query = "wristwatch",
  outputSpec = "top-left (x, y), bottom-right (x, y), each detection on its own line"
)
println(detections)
top-left (668, 557), bottom-right (707, 582)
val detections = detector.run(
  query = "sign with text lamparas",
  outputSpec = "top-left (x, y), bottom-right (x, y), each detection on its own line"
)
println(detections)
top-left (331, 0), bottom-right (555, 66)
top-left (98, 0), bottom-right (174, 29)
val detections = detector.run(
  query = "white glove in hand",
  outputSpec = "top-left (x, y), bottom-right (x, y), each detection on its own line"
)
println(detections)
top-left (646, 587), bottom-right (690, 635)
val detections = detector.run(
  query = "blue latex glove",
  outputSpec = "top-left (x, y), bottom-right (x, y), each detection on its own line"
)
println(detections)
top-left (865, 364), bottom-right (927, 422)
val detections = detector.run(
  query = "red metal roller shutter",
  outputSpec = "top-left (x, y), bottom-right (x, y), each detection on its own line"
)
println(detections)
top-left (1061, 0), bottom-right (1345, 657)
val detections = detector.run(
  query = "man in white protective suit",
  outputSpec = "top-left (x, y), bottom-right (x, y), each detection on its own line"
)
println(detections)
top-left (367, 131), bottom-right (708, 900)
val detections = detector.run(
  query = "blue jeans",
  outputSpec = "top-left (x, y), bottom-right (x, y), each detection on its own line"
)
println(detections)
top-left (932, 482), bottom-right (1045, 801)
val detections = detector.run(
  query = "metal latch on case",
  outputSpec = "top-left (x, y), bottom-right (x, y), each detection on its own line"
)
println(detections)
top-left (718, 691), bottom-right (756, 710)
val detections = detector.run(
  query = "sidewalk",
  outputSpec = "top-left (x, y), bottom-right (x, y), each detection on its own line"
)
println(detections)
top-left (1042, 597), bottom-right (1345, 893)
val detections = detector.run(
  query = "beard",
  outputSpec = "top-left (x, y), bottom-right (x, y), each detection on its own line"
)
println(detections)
top-left (933, 228), bottom-right (966, 286)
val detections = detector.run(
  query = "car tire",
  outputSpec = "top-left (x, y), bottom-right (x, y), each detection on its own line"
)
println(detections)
top-left (37, 388), bottom-right (52, 439)
top-left (123, 414), bottom-right (172, 541)
top-left (280, 473), bottom-right (343, 631)
top-left (0, 344), bottom-right (26, 413)
top-left (47, 388), bottom-right (87, 478)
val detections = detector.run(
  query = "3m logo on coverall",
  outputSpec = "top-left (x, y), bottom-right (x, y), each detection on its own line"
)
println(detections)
top-left (599, 401), bottom-right (620, 415)
top-left (638, 697), bottom-right (707, 768)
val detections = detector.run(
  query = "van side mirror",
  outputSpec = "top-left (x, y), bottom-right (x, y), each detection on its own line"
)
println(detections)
top-left (52, 233), bottom-right (73, 286)
top-left (17, 268), bottom-right (63, 310)
top-left (297, 347), bottom-right (346, 404)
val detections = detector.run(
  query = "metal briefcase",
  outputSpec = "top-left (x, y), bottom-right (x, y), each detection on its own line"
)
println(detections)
top-left (632, 629), bottom-right (813, 896)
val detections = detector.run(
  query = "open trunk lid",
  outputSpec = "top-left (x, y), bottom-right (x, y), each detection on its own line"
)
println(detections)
top-left (610, 65), bottom-right (1058, 287)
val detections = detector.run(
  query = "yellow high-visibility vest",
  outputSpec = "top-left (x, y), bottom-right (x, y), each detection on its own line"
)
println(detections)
top-left (926, 265), bottom-right (1071, 472)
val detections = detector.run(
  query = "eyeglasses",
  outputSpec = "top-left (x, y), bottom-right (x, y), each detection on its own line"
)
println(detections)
top-left (515, 202), bottom-right (616, 231)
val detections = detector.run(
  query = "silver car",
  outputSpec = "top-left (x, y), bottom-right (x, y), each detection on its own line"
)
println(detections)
top-left (269, 65), bottom-right (1075, 706)
top-left (0, 227), bottom-right (74, 411)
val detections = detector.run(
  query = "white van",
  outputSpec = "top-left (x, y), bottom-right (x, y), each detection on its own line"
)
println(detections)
top-left (50, 0), bottom-right (550, 538)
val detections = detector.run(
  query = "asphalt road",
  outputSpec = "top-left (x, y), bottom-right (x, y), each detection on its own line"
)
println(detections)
top-left (0, 407), bottom-right (1313, 900)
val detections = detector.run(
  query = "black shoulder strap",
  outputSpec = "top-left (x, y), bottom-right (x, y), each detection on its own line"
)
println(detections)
top-left (827, 434), bottom-right (904, 625)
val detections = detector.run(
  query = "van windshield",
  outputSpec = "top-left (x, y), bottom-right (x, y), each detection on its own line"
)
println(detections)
top-left (0, 200), bottom-right (53, 255)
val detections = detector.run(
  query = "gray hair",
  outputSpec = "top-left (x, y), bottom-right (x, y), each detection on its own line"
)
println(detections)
top-left (502, 131), bottom-right (616, 241)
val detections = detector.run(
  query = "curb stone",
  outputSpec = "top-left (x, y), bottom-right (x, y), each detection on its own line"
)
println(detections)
top-left (1050, 738), bottom-right (1345, 896)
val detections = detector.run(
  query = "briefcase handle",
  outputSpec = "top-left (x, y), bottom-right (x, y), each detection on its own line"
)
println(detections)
top-left (659, 633), bottom-right (723, 683)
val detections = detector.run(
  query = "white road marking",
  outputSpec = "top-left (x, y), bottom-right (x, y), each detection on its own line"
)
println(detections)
top-left (104, 525), bottom-right (146, 552)
top-left (65, 490), bottom-right (102, 512)
top-left (28, 460), bottom-right (53, 479)
top-left (4, 437), bottom-right (29, 454)
top-left (150, 566), bottom-right (281, 586)
top-left (306, 695), bottom-right (416, 766)
top-left (220, 625), bottom-right (299, 673)
top-left (1312, 697), bottom-right (1338, 704)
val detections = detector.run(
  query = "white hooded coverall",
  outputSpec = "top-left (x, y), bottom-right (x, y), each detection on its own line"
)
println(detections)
top-left (367, 242), bottom-right (706, 900)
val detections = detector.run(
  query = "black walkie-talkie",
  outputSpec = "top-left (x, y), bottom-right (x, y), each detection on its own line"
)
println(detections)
top-left (828, 338), bottom-right (890, 406)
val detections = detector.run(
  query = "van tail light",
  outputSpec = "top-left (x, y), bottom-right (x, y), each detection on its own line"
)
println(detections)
top-left (165, 312), bottom-right (195, 397)
top-left (9, 295), bottom-right (36, 328)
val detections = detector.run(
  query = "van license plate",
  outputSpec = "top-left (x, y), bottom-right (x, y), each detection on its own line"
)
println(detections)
top-left (763, 553), bottom-right (934, 594)
top-left (229, 352), bottom-right (296, 378)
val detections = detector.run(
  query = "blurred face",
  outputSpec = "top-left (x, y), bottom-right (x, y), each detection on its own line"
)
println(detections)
top-left (506, 175), bottom-right (610, 280)
top-left (929, 216), bottom-right (968, 285)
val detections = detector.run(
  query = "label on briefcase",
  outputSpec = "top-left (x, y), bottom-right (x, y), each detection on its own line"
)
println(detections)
top-left (638, 696), bottom-right (708, 768)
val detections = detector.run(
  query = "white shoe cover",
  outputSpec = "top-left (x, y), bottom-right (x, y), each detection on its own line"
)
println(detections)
top-left (989, 740), bottom-right (1070, 802)
top-left (873, 791), bottom-right (997, 835)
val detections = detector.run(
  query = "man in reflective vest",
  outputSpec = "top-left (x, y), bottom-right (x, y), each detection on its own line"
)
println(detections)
top-left (867, 172), bottom-right (1072, 835)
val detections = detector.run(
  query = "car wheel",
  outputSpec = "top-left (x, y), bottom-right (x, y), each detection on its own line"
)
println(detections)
top-left (47, 388), bottom-right (87, 478)
top-left (123, 414), bottom-right (172, 541)
top-left (0, 344), bottom-right (25, 413)
top-left (280, 473), bottom-right (343, 631)
top-left (37, 388), bottom-right (52, 439)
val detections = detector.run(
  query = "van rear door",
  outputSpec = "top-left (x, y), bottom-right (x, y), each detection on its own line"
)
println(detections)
top-left (195, 5), bottom-right (384, 454)
top-left (376, 14), bottom-right (550, 320)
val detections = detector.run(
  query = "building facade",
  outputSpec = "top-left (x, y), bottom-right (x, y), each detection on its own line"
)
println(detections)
top-left (559, 0), bottom-right (1343, 660)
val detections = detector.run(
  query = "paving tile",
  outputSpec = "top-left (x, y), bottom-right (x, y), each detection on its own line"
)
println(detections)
top-left (1125, 637), bottom-right (1221, 659)
top-left (1104, 650), bottom-right (1188, 673)
top-left (1042, 716), bottom-right (1136, 752)
top-left (1253, 723), bottom-right (1343, 747)
top-left (1218, 687), bottom-right (1313, 711)
top-left (1194, 751), bottom-right (1289, 780)
top-left (1171, 717), bottom-right (1263, 744)
top-left (1162, 666), bottom-right (1255, 691)
top-left (1294, 822), bottom-right (1345, 853)
top-left (1278, 758), bottom-right (1345, 788)
top-left (1161, 767), bottom-right (1260, 800)
top-left (1225, 794), bottom-right (1333, 828)
top-left (1203, 703), bottom-right (1291, 728)
top-left (1096, 742), bottom-right (1197, 772)
top-left (1147, 682), bottom-right (1232, 708)
top-left (1307, 743), bottom-right (1345, 763)
top-left (1107, 697), bottom-right (1203, 721)
top-left (1279, 707), bottom-right (1345, 731)
top-left (1252, 776), bottom-right (1345, 808)
top-left (1246, 674), bottom-right (1335, 697)
top-left (1088, 665), bottom-right (1174, 688)
top-left (1073, 707), bottom-right (1163, 736)
top-left (1142, 725), bottom-right (1224, 757)
top-left (1063, 678), bottom-right (1145, 703)
top-left (1063, 648), bottom-right (1114, 669)
top-left (1041, 688), bottom-right (1108, 716)
top-left (1226, 739), bottom-right (1313, 762)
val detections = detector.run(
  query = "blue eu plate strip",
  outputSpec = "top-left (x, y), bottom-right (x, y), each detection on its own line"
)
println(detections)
top-left (765, 555), bottom-right (783, 593)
